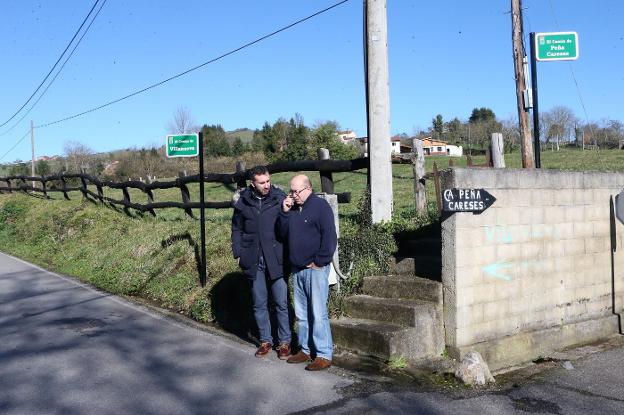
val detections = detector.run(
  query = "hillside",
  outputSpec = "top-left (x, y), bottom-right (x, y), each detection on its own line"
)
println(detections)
top-left (225, 128), bottom-right (255, 144)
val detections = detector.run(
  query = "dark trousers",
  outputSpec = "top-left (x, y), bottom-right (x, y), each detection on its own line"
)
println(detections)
top-left (251, 257), bottom-right (291, 344)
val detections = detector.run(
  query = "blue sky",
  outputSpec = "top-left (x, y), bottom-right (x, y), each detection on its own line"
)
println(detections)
top-left (1, 0), bottom-right (622, 162)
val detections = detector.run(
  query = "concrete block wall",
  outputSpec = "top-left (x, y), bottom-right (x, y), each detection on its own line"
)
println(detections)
top-left (441, 168), bottom-right (624, 370)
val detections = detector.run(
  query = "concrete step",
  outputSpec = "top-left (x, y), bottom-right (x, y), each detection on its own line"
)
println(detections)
top-left (345, 295), bottom-right (440, 327)
top-left (331, 317), bottom-right (443, 361)
top-left (395, 237), bottom-right (441, 256)
top-left (362, 275), bottom-right (443, 303)
top-left (389, 255), bottom-right (441, 280)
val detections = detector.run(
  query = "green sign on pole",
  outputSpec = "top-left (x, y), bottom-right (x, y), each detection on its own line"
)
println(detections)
top-left (535, 32), bottom-right (579, 61)
top-left (166, 133), bottom-right (199, 157)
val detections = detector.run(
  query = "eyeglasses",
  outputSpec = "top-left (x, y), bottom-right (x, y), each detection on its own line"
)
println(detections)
top-left (289, 186), bottom-right (309, 197)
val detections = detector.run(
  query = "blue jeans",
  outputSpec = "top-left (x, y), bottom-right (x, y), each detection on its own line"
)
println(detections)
top-left (251, 257), bottom-right (290, 345)
top-left (293, 265), bottom-right (332, 360)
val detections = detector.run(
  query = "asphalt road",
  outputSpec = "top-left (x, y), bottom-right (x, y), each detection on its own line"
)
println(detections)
top-left (1, 251), bottom-right (623, 415)
top-left (0, 252), bottom-right (353, 415)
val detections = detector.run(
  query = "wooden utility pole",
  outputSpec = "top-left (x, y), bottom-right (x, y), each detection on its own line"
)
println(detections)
top-left (366, 0), bottom-right (393, 223)
top-left (511, 0), bottom-right (534, 168)
top-left (30, 120), bottom-right (36, 188)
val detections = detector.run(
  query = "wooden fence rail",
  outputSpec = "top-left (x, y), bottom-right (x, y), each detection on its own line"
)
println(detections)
top-left (0, 157), bottom-right (369, 218)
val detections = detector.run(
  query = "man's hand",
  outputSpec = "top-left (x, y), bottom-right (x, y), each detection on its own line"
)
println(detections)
top-left (282, 195), bottom-right (294, 212)
top-left (236, 257), bottom-right (240, 265)
top-left (307, 262), bottom-right (320, 269)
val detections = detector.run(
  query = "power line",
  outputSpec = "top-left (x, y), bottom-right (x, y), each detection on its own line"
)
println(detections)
top-left (0, 0), bottom-right (108, 137)
top-left (0, 131), bottom-right (31, 162)
top-left (35, 0), bottom-right (351, 129)
top-left (0, 0), bottom-right (101, 129)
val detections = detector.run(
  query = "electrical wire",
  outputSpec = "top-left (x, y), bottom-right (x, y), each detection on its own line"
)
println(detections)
top-left (35, 0), bottom-right (351, 129)
top-left (0, 131), bottom-right (31, 162)
top-left (0, 0), bottom-right (107, 137)
top-left (0, 0), bottom-right (101, 128)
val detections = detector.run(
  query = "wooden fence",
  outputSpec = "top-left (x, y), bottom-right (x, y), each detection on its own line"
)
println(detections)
top-left (0, 157), bottom-right (369, 218)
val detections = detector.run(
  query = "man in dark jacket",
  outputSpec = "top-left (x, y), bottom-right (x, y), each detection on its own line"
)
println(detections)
top-left (231, 166), bottom-right (291, 359)
top-left (279, 174), bottom-right (337, 371)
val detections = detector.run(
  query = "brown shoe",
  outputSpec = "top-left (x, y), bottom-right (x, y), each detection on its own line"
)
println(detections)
top-left (287, 350), bottom-right (311, 364)
top-left (255, 342), bottom-right (272, 358)
top-left (277, 343), bottom-right (291, 360)
top-left (305, 357), bottom-right (332, 371)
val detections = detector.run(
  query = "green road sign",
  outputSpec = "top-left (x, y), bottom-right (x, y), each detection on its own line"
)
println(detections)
top-left (535, 32), bottom-right (579, 61)
top-left (166, 133), bottom-right (199, 157)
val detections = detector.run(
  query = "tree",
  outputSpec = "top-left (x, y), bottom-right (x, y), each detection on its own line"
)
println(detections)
top-left (280, 114), bottom-right (309, 161)
top-left (469, 107), bottom-right (496, 124)
top-left (202, 124), bottom-right (231, 157)
top-left (9, 162), bottom-right (29, 176)
top-left (467, 108), bottom-right (501, 148)
top-left (501, 116), bottom-right (521, 152)
top-left (231, 137), bottom-right (245, 156)
top-left (431, 114), bottom-right (444, 141)
top-left (310, 121), bottom-right (359, 160)
top-left (63, 141), bottom-right (93, 172)
top-left (446, 117), bottom-right (463, 144)
top-left (35, 159), bottom-right (50, 176)
top-left (542, 106), bottom-right (577, 150)
top-left (167, 106), bottom-right (197, 134)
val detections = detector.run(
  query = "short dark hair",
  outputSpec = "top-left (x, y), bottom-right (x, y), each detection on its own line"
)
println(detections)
top-left (248, 165), bottom-right (269, 181)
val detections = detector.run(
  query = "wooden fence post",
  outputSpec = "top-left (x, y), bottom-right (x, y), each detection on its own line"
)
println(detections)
top-left (178, 171), bottom-right (194, 218)
top-left (145, 187), bottom-right (156, 217)
top-left (79, 175), bottom-right (88, 200)
top-left (235, 161), bottom-right (247, 189)
top-left (433, 161), bottom-right (442, 214)
top-left (41, 176), bottom-right (48, 199)
top-left (467, 155), bottom-right (473, 167)
top-left (491, 132), bottom-right (506, 168)
top-left (317, 148), bottom-right (334, 194)
top-left (60, 175), bottom-right (70, 200)
top-left (412, 138), bottom-right (426, 214)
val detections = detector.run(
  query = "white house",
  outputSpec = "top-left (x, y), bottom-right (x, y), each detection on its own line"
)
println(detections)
top-left (421, 137), bottom-right (463, 157)
top-left (337, 130), bottom-right (357, 144)
top-left (357, 135), bottom-right (404, 157)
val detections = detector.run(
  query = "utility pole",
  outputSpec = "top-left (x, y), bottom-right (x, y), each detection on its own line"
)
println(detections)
top-left (30, 120), bottom-right (36, 188)
top-left (511, 0), bottom-right (534, 168)
top-left (365, 0), bottom-right (393, 223)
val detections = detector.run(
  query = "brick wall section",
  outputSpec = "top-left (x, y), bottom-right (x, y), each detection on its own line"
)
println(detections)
top-left (441, 168), bottom-right (624, 363)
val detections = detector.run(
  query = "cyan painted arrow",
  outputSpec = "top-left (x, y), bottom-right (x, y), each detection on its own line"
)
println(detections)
top-left (483, 260), bottom-right (538, 282)
top-left (482, 262), bottom-right (514, 281)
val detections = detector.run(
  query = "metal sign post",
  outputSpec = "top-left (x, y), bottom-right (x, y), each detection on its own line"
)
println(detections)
top-left (165, 132), bottom-right (206, 287)
top-left (198, 132), bottom-right (206, 287)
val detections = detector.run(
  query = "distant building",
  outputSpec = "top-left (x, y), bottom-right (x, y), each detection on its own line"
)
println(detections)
top-left (337, 130), bottom-right (357, 144)
top-left (421, 137), bottom-right (463, 157)
top-left (357, 135), bottom-right (406, 156)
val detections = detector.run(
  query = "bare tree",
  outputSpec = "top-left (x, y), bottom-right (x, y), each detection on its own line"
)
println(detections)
top-left (167, 106), bottom-right (197, 134)
top-left (63, 141), bottom-right (94, 172)
top-left (501, 116), bottom-right (521, 150)
top-left (542, 106), bottom-right (577, 150)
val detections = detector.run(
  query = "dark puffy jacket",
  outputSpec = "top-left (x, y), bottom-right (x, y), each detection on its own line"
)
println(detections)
top-left (231, 185), bottom-right (286, 280)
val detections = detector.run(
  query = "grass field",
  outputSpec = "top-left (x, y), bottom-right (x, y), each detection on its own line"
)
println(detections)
top-left (1, 147), bottom-right (623, 330)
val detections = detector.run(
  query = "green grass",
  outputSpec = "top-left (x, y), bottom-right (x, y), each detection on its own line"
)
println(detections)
top-left (2, 147), bottom-right (623, 327)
